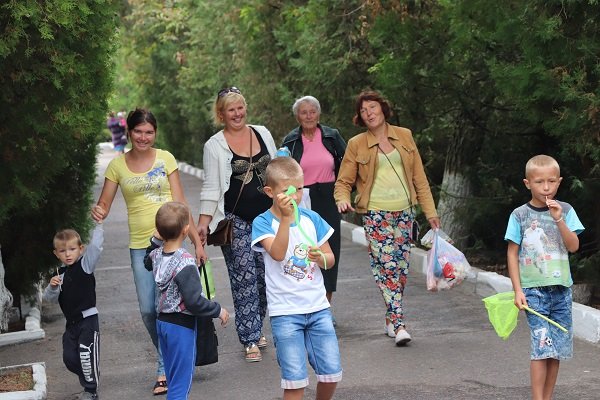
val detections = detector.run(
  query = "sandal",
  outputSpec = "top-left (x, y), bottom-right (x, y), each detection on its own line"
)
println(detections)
top-left (152, 379), bottom-right (168, 396)
top-left (257, 334), bottom-right (268, 349)
top-left (245, 343), bottom-right (262, 362)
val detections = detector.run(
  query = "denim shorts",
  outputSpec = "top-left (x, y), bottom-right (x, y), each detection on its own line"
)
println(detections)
top-left (523, 286), bottom-right (573, 360)
top-left (270, 308), bottom-right (343, 389)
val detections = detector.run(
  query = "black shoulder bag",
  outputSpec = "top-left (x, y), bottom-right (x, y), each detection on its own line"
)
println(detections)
top-left (195, 261), bottom-right (219, 366)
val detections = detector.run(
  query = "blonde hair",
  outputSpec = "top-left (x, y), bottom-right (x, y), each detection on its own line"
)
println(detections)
top-left (213, 92), bottom-right (247, 126)
top-left (265, 157), bottom-right (303, 187)
top-left (525, 154), bottom-right (560, 178)
top-left (155, 202), bottom-right (190, 240)
top-left (53, 229), bottom-right (82, 248)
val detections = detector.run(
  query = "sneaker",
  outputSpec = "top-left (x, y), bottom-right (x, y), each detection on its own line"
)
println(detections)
top-left (385, 323), bottom-right (395, 338)
top-left (394, 329), bottom-right (412, 346)
top-left (79, 392), bottom-right (98, 400)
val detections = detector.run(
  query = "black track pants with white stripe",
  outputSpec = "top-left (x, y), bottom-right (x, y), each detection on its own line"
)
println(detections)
top-left (63, 314), bottom-right (100, 392)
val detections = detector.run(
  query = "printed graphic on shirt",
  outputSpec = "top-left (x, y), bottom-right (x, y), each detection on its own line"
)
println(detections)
top-left (124, 160), bottom-right (169, 203)
top-left (283, 243), bottom-right (316, 281)
top-left (522, 219), bottom-right (551, 276)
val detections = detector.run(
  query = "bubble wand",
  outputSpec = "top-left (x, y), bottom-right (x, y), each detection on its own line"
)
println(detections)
top-left (285, 186), bottom-right (327, 269)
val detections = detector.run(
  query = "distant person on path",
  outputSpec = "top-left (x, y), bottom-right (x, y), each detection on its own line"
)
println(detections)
top-left (197, 87), bottom-right (277, 362)
top-left (92, 108), bottom-right (204, 395)
top-left (505, 154), bottom-right (584, 400)
top-left (334, 90), bottom-right (440, 346)
top-left (149, 202), bottom-right (229, 400)
top-left (43, 223), bottom-right (104, 400)
top-left (107, 111), bottom-right (127, 156)
top-left (252, 157), bottom-right (342, 400)
top-left (281, 96), bottom-right (346, 319)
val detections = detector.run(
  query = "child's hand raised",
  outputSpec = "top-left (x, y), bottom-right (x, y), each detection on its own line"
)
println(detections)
top-left (545, 196), bottom-right (563, 221)
top-left (275, 193), bottom-right (294, 219)
top-left (49, 275), bottom-right (62, 289)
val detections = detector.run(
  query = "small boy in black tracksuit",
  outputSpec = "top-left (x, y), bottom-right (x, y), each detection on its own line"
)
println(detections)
top-left (43, 223), bottom-right (103, 400)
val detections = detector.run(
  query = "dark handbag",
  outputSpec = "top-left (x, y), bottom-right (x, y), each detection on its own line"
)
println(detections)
top-left (206, 218), bottom-right (233, 246)
top-left (206, 132), bottom-right (253, 247)
top-left (195, 261), bottom-right (219, 366)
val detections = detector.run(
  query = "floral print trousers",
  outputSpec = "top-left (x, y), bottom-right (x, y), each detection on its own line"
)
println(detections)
top-left (363, 209), bottom-right (414, 330)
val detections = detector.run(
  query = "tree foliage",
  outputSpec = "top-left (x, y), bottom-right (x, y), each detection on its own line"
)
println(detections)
top-left (113, 0), bottom-right (598, 281)
top-left (0, 0), bottom-right (118, 297)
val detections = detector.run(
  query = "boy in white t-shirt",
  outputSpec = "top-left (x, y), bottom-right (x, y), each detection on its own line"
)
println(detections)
top-left (251, 157), bottom-right (342, 400)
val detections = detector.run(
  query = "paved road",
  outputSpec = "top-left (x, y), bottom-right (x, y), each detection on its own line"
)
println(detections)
top-left (1, 146), bottom-right (599, 399)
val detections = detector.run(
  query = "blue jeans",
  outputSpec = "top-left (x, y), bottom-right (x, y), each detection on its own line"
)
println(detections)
top-left (523, 286), bottom-right (573, 360)
top-left (270, 309), bottom-right (342, 389)
top-left (130, 249), bottom-right (165, 377)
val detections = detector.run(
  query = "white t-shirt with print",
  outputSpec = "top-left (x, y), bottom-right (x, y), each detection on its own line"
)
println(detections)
top-left (252, 208), bottom-right (333, 317)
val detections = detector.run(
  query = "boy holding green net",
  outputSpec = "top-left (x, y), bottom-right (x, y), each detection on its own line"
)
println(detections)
top-left (504, 154), bottom-right (584, 400)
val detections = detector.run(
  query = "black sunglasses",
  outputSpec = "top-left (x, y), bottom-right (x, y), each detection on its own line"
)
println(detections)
top-left (217, 86), bottom-right (241, 97)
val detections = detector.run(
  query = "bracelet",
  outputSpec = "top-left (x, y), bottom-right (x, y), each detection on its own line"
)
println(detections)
top-left (554, 217), bottom-right (563, 223)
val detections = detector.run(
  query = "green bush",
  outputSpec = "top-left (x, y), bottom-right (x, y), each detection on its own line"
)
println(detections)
top-left (0, 0), bottom-right (118, 297)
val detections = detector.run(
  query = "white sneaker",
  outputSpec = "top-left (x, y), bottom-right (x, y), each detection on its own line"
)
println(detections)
top-left (394, 329), bottom-right (412, 346)
top-left (385, 323), bottom-right (395, 338)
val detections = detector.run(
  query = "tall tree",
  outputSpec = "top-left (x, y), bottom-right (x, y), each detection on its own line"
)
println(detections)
top-left (0, 0), bottom-right (118, 327)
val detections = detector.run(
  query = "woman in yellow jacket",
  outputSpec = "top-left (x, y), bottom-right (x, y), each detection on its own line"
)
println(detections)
top-left (334, 90), bottom-right (440, 346)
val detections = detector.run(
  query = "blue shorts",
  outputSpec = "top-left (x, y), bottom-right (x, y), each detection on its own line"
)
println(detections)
top-left (523, 286), bottom-right (573, 360)
top-left (270, 308), bottom-right (342, 389)
top-left (113, 144), bottom-right (125, 152)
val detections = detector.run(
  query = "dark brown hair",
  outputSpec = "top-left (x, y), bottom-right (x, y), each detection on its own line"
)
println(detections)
top-left (126, 108), bottom-right (158, 132)
top-left (352, 90), bottom-right (393, 126)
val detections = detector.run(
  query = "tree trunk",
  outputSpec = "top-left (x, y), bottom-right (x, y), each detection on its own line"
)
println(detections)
top-left (436, 119), bottom-right (481, 248)
top-left (437, 169), bottom-right (473, 247)
top-left (0, 244), bottom-right (14, 332)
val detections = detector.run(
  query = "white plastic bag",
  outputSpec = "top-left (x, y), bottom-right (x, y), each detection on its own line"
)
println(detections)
top-left (426, 230), bottom-right (471, 291)
top-left (421, 228), bottom-right (452, 249)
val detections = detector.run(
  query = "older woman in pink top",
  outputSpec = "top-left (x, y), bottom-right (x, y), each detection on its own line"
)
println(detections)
top-left (281, 96), bottom-right (347, 320)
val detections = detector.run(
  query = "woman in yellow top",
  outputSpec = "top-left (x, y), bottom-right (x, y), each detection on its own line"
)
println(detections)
top-left (91, 108), bottom-right (203, 395)
top-left (334, 90), bottom-right (440, 347)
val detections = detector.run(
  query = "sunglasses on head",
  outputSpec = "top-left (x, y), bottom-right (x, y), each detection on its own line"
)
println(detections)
top-left (218, 86), bottom-right (241, 97)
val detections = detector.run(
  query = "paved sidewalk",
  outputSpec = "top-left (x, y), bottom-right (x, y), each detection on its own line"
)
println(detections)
top-left (1, 146), bottom-right (599, 400)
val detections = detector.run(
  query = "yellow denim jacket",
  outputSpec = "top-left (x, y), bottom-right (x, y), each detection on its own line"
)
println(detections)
top-left (334, 124), bottom-right (438, 219)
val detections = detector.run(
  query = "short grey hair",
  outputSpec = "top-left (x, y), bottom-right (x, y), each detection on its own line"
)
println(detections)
top-left (292, 96), bottom-right (321, 117)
